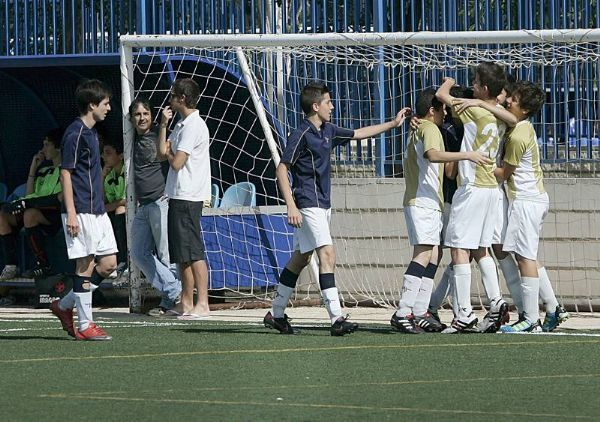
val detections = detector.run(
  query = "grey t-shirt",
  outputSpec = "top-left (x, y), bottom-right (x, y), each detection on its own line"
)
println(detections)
top-left (133, 130), bottom-right (168, 205)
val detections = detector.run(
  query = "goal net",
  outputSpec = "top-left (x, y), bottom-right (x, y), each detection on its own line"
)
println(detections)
top-left (120, 29), bottom-right (600, 313)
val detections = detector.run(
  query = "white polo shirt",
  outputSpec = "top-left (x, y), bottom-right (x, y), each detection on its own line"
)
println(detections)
top-left (165, 110), bottom-right (212, 202)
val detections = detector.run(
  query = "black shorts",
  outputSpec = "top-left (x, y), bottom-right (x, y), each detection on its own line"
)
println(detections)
top-left (14, 208), bottom-right (62, 236)
top-left (167, 198), bottom-right (205, 264)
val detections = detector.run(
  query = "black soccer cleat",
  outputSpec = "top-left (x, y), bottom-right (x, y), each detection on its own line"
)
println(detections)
top-left (263, 311), bottom-right (295, 334)
top-left (451, 313), bottom-right (480, 333)
top-left (330, 315), bottom-right (359, 336)
top-left (390, 313), bottom-right (424, 334)
top-left (414, 312), bottom-right (447, 332)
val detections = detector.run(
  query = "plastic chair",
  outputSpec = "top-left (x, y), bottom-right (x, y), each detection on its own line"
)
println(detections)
top-left (219, 182), bottom-right (257, 208)
top-left (0, 182), bottom-right (7, 202)
top-left (211, 184), bottom-right (220, 208)
top-left (6, 183), bottom-right (27, 202)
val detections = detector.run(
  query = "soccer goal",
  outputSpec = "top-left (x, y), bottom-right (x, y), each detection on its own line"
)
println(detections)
top-left (120, 29), bottom-right (600, 313)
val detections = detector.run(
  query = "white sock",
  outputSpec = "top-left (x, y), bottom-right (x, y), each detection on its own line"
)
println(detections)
top-left (521, 276), bottom-right (540, 323)
top-left (498, 255), bottom-right (522, 313)
top-left (74, 291), bottom-right (93, 331)
top-left (538, 267), bottom-right (559, 312)
top-left (322, 287), bottom-right (342, 324)
top-left (429, 266), bottom-right (452, 311)
top-left (272, 284), bottom-right (294, 318)
top-left (396, 273), bottom-right (422, 316)
top-left (413, 276), bottom-right (434, 317)
top-left (478, 256), bottom-right (502, 304)
top-left (449, 278), bottom-right (459, 318)
top-left (453, 264), bottom-right (472, 319)
top-left (59, 290), bottom-right (76, 309)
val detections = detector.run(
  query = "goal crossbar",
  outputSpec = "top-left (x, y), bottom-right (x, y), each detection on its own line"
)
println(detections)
top-left (120, 28), bottom-right (600, 48)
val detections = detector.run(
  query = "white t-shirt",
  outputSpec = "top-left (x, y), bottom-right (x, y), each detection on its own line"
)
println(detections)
top-left (165, 110), bottom-right (212, 202)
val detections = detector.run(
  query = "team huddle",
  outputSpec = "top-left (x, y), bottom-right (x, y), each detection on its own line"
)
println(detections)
top-left (266, 62), bottom-right (569, 336)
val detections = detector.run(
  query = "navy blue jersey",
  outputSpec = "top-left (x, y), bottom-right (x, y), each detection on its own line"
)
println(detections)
top-left (441, 121), bottom-right (464, 204)
top-left (60, 118), bottom-right (106, 214)
top-left (281, 119), bottom-right (354, 209)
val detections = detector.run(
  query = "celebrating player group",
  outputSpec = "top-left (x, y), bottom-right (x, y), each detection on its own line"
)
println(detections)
top-left (266, 61), bottom-right (569, 336)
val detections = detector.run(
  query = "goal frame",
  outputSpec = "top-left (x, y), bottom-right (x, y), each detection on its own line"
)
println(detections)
top-left (119, 29), bottom-right (600, 313)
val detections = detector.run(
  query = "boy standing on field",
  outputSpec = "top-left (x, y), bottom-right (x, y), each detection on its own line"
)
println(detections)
top-left (264, 81), bottom-right (410, 336)
top-left (392, 88), bottom-right (491, 334)
top-left (435, 62), bottom-right (509, 333)
top-left (50, 79), bottom-right (117, 341)
top-left (159, 78), bottom-right (212, 320)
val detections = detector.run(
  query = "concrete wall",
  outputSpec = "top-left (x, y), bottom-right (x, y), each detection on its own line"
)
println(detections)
top-left (324, 178), bottom-right (600, 310)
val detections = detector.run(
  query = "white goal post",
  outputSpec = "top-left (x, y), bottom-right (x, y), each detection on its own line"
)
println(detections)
top-left (120, 29), bottom-right (600, 314)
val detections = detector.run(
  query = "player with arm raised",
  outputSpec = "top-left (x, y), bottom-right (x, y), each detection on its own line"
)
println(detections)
top-left (435, 62), bottom-right (508, 333)
top-left (392, 88), bottom-right (491, 334)
top-left (264, 81), bottom-right (410, 336)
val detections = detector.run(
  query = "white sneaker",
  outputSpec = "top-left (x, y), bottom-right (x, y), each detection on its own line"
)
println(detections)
top-left (0, 265), bottom-right (18, 280)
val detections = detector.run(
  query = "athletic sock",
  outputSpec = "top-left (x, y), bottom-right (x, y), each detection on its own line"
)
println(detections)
top-left (24, 226), bottom-right (49, 267)
top-left (396, 261), bottom-right (426, 317)
top-left (429, 265), bottom-right (452, 311)
top-left (74, 291), bottom-right (93, 331)
top-left (521, 276), bottom-right (540, 323)
top-left (413, 263), bottom-right (437, 316)
top-left (319, 273), bottom-right (342, 324)
top-left (0, 233), bottom-right (18, 265)
top-left (453, 264), bottom-right (472, 320)
top-left (478, 256), bottom-right (502, 304)
top-left (59, 290), bottom-right (76, 309)
top-left (272, 268), bottom-right (298, 318)
top-left (498, 255), bottom-right (522, 313)
top-left (538, 266), bottom-right (559, 313)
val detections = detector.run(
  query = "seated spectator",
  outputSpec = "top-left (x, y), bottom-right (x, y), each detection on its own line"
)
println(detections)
top-left (102, 141), bottom-right (127, 271)
top-left (0, 128), bottom-right (64, 280)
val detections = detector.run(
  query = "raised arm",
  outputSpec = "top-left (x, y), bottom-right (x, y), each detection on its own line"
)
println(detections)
top-left (453, 98), bottom-right (518, 127)
top-left (276, 162), bottom-right (301, 228)
top-left (352, 107), bottom-right (411, 140)
top-left (435, 77), bottom-right (456, 107)
top-left (158, 106), bottom-right (173, 158)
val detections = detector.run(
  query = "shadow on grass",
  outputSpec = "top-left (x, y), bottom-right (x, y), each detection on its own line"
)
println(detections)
top-left (174, 324), bottom-right (396, 336)
top-left (0, 335), bottom-right (72, 341)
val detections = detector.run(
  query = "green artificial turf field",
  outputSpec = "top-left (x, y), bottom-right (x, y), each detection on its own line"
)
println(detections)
top-left (1, 316), bottom-right (599, 421)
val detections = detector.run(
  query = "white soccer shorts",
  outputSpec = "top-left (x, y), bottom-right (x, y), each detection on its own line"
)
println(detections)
top-left (444, 184), bottom-right (499, 250)
top-left (491, 186), bottom-right (509, 245)
top-left (404, 205), bottom-right (443, 246)
top-left (62, 213), bottom-right (118, 259)
top-left (293, 207), bottom-right (332, 254)
top-left (502, 195), bottom-right (549, 260)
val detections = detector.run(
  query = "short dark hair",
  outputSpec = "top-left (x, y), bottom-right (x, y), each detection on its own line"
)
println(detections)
top-left (103, 139), bottom-right (124, 155)
top-left (44, 127), bottom-right (64, 149)
top-left (300, 82), bottom-right (331, 115)
top-left (475, 62), bottom-right (507, 98)
top-left (450, 85), bottom-right (473, 99)
top-left (415, 88), bottom-right (444, 118)
top-left (75, 79), bottom-right (112, 115)
top-left (512, 80), bottom-right (546, 117)
top-left (504, 72), bottom-right (517, 97)
top-left (128, 97), bottom-right (153, 119)
top-left (172, 78), bottom-right (200, 109)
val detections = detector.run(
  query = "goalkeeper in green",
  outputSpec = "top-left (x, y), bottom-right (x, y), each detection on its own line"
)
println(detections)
top-left (0, 128), bottom-right (64, 279)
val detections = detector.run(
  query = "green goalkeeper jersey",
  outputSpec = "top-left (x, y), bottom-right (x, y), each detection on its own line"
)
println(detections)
top-left (104, 165), bottom-right (126, 204)
top-left (24, 164), bottom-right (61, 199)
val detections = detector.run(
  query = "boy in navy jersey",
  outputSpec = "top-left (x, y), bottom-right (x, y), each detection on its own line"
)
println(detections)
top-left (264, 82), bottom-right (410, 336)
top-left (50, 79), bottom-right (118, 341)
